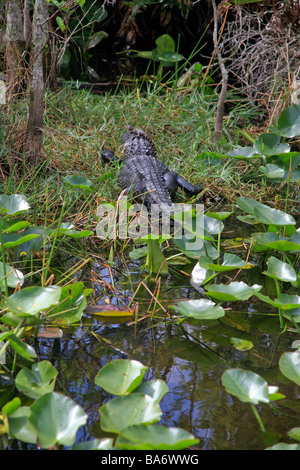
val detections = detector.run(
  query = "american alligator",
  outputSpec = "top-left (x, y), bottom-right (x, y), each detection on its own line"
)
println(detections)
top-left (102, 126), bottom-right (202, 213)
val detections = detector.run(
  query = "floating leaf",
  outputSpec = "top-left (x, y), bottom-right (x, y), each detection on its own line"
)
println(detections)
top-left (84, 31), bottom-right (108, 50)
top-left (205, 211), bottom-right (232, 221)
top-left (222, 369), bottom-right (270, 404)
top-left (225, 147), bottom-right (257, 159)
top-left (205, 281), bottom-right (262, 301)
top-left (279, 351), bottom-right (300, 386)
top-left (71, 438), bottom-right (114, 450)
top-left (230, 337), bottom-right (254, 351)
top-left (275, 103), bottom-right (300, 138)
top-left (8, 406), bottom-right (38, 444)
top-left (95, 359), bottom-right (147, 396)
top-left (237, 196), bottom-right (265, 215)
top-left (170, 298), bottom-right (225, 320)
top-left (133, 379), bottom-right (169, 404)
top-left (1, 286), bottom-right (61, 316)
top-left (29, 392), bottom-right (87, 449)
top-left (0, 194), bottom-right (30, 216)
top-left (84, 304), bottom-right (133, 317)
top-left (100, 393), bottom-right (162, 433)
top-left (263, 256), bottom-right (297, 282)
top-left (64, 175), bottom-right (95, 192)
top-left (0, 261), bottom-right (24, 288)
top-left (199, 253), bottom-right (254, 272)
top-left (252, 232), bottom-right (300, 252)
top-left (15, 361), bottom-right (58, 399)
top-left (254, 133), bottom-right (290, 156)
top-left (253, 205), bottom-right (295, 226)
top-left (117, 424), bottom-right (199, 450)
top-left (7, 334), bottom-right (37, 361)
top-left (260, 164), bottom-right (285, 179)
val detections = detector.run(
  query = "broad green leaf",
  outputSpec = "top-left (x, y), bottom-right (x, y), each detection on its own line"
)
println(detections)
top-left (84, 31), bottom-right (108, 50)
top-left (8, 406), bottom-right (38, 444)
top-left (260, 164), bottom-right (285, 179)
top-left (0, 261), bottom-right (24, 288)
top-left (288, 427), bottom-right (300, 442)
top-left (276, 103), bottom-right (300, 138)
top-left (117, 424), bottom-right (199, 450)
top-left (279, 351), bottom-right (300, 386)
top-left (205, 281), bottom-right (262, 301)
top-left (199, 253), bottom-right (254, 272)
top-left (47, 282), bottom-right (88, 325)
top-left (64, 175), bottom-right (95, 192)
top-left (230, 337), bottom-right (253, 351)
top-left (29, 392), bottom-right (87, 448)
top-left (133, 379), bottom-right (169, 403)
top-left (222, 369), bottom-right (270, 404)
top-left (15, 361), bottom-right (58, 399)
top-left (0, 194), bottom-right (30, 216)
top-left (253, 205), bottom-right (295, 226)
top-left (95, 359), bottom-right (147, 395)
top-left (7, 334), bottom-right (37, 361)
top-left (15, 227), bottom-right (49, 258)
top-left (170, 298), bottom-right (225, 320)
top-left (155, 51), bottom-right (184, 63)
top-left (252, 232), bottom-right (300, 252)
top-left (266, 443), bottom-right (300, 450)
top-left (155, 34), bottom-right (175, 53)
top-left (1, 232), bottom-right (40, 249)
top-left (71, 438), bottom-right (114, 450)
top-left (237, 196), bottom-right (265, 215)
top-left (262, 256), bottom-right (297, 282)
top-left (190, 262), bottom-right (214, 288)
top-left (254, 133), bottom-right (290, 156)
top-left (256, 292), bottom-right (300, 310)
top-left (225, 147), bottom-right (257, 159)
top-left (1, 286), bottom-right (61, 316)
top-left (205, 211), bottom-right (232, 221)
top-left (99, 393), bottom-right (162, 433)
top-left (2, 397), bottom-right (21, 416)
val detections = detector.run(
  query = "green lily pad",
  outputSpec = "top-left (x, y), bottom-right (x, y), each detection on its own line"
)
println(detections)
top-left (254, 133), bottom-right (290, 156)
top-left (1, 286), bottom-right (61, 316)
top-left (279, 351), bottom-right (300, 386)
top-left (117, 424), bottom-right (199, 450)
top-left (260, 164), bottom-right (285, 179)
top-left (222, 369), bottom-right (270, 404)
top-left (204, 281), bottom-right (262, 301)
top-left (252, 232), bottom-right (300, 252)
top-left (199, 253), bottom-right (254, 272)
top-left (29, 392), bottom-right (87, 449)
top-left (253, 205), bottom-right (295, 226)
top-left (275, 103), bottom-right (300, 138)
top-left (0, 261), bottom-right (24, 288)
top-left (263, 256), bottom-right (297, 282)
top-left (64, 175), bottom-right (95, 192)
top-left (95, 359), bottom-right (148, 396)
top-left (225, 147), bottom-right (257, 159)
top-left (15, 361), bottom-right (58, 399)
top-left (0, 194), bottom-right (30, 216)
top-left (170, 298), bottom-right (225, 320)
top-left (99, 393), bottom-right (162, 433)
top-left (134, 379), bottom-right (169, 403)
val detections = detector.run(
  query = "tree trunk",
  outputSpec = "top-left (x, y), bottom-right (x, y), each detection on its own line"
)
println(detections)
top-left (5, 0), bottom-right (25, 101)
top-left (25, 0), bottom-right (48, 164)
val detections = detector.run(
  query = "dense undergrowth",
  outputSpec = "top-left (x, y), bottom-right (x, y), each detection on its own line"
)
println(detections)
top-left (0, 82), bottom-right (300, 450)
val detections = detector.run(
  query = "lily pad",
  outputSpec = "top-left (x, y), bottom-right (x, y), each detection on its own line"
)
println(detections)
top-left (275, 103), bottom-right (300, 138)
top-left (204, 281), bottom-right (262, 301)
top-left (29, 392), bottom-right (87, 449)
top-left (99, 393), bottom-right (162, 433)
top-left (254, 133), bottom-right (290, 156)
top-left (64, 175), bottom-right (95, 192)
top-left (117, 424), bottom-right (199, 450)
top-left (279, 351), bottom-right (300, 386)
top-left (0, 194), bottom-right (30, 216)
top-left (95, 359), bottom-right (148, 396)
top-left (222, 369), bottom-right (270, 404)
top-left (199, 253), bottom-right (254, 272)
top-left (15, 361), bottom-right (58, 399)
top-left (170, 298), bottom-right (225, 320)
top-left (1, 286), bottom-right (62, 316)
top-left (262, 256), bottom-right (297, 282)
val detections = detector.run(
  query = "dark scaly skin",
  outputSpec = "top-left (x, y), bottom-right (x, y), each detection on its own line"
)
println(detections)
top-left (102, 126), bottom-right (202, 212)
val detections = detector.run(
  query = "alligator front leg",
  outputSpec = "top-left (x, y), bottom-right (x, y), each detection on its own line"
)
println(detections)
top-left (163, 171), bottom-right (203, 197)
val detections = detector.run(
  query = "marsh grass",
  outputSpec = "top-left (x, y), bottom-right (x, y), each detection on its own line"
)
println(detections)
top-left (2, 81), bottom-right (294, 238)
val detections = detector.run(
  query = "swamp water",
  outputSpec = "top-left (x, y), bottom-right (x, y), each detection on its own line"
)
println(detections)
top-left (25, 212), bottom-right (300, 450)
